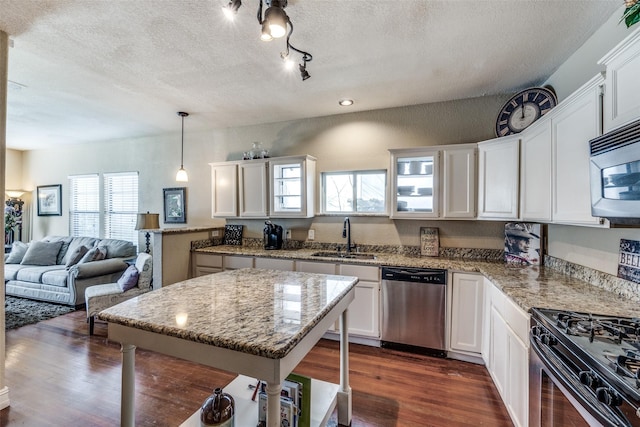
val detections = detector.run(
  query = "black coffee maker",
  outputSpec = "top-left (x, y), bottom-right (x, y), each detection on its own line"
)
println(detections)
top-left (263, 221), bottom-right (283, 250)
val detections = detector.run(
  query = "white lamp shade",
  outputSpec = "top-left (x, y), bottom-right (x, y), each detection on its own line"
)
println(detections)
top-left (176, 168), bottom-right (189, 182)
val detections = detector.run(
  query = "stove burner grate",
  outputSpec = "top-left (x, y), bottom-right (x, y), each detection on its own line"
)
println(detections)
top-left (556, 311), bottom-right (640, 345)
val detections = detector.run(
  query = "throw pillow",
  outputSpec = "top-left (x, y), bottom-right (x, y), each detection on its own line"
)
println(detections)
top-left (117, 265), bottom-right (139, 292)
top-left (78, 247), bottom-right (107, 264)
top-left (20, 240), bottom-right (64, 266)
top-left (5, 241), bottom-right (29, 264)
top-left (65, 245), bottom-right (89, 268)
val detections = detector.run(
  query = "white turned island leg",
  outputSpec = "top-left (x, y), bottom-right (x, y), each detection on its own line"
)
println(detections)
top-left (265, 381), bottom-right (282, 427)
top-left (338, 308), bottom-right (352, 426)
top-left (121, 343), bottom-right (137, 427)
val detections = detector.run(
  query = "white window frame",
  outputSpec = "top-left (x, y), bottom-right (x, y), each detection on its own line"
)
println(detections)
top-left (321, 169), bottom-right (387, 214)
top-left (68, 172), bottom-right (139, 243)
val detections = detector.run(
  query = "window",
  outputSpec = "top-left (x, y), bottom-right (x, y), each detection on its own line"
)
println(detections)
top-left (69, 174), bottom-right (99, 237)
top-left (322, 170), bottom-right (386, 213)
top-left (69, 172), bottom-right (139, 243)
top-left (104, 172), bottom-right (139, 243)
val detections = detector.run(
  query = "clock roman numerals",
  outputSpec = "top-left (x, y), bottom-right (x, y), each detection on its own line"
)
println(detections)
top-left (495, 87), bottom-right (557, 137)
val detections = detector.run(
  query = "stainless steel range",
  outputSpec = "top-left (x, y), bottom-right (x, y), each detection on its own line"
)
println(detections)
top-left (530, 307), bottom-right (640, 426)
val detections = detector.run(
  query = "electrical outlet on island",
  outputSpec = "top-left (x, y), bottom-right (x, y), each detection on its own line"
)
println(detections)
top-left (308, 229), bottom-right (315, 240)
top-left (285, 229), bottom-right (292, 240)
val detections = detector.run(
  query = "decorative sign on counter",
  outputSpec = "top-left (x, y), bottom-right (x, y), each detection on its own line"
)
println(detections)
top-left (618, 239), bottom-right (640, 284)
top-left (504, 222), bottom-right (542, 265)
top-left (420, 227), bottom-right (439, 257)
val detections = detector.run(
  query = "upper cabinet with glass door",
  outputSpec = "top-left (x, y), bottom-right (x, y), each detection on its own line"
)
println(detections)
top-left (269, 155), bottom-right (316, 218)
top-left (390, 144), bottom-right (477, 219)
top-left (389, 148), bottom-right (440, 219)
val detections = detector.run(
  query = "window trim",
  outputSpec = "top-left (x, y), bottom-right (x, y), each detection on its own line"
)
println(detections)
top-left (68, 171), bottom-right (139, 244)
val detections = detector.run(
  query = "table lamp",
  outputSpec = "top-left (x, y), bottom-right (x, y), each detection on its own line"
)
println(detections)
top-left (135, 212), bottom-right (160, 253)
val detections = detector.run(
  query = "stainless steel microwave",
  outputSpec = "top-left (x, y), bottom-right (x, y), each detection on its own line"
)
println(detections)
top-left (590, 117), bottom-right (640, 224)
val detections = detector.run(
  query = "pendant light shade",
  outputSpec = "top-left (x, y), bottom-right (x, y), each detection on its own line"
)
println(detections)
top-left (176, 111), bottom-right (189, 182)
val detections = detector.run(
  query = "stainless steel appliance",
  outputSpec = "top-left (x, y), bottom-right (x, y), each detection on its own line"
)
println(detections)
top-left (263, 221), bottom-right (283, 250)
top-left (381, 266), bottom-right (446, 356)
top-left (530, 307), bottom-right (640, 426)
top-left (590, 117), bottom-right (640, 224)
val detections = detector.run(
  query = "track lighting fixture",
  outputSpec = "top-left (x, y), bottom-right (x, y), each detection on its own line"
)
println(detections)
top-left (176, 112), bottom-right (189, 182)
top-left (222, 0), bottom-right (313, 81)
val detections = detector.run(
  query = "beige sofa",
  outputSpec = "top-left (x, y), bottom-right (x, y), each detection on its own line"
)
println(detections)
top-left (4, 236), bottom-right (136, 307)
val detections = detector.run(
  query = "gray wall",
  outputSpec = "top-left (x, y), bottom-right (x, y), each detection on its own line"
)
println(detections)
top-left (543, 5), bottom-right (640, 275)
top-left (22, 95), bottom-right (510, 251)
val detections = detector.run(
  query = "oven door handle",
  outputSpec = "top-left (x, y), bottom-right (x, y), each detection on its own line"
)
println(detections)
top-left (530, 332), bottom-right (633, 426)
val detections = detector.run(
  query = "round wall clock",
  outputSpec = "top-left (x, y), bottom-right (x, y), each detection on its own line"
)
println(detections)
top-left (495, 87), bottom-right (558, 137)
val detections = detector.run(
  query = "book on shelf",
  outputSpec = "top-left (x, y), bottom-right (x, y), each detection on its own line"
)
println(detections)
top-left (255, 372), bottom-right (311, 427)
top-left (257, 392), bottom-right (294, 427)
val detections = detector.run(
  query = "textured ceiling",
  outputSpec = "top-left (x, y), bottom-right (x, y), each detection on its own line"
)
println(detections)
top-left (0, 0), bottom-right (621, 150)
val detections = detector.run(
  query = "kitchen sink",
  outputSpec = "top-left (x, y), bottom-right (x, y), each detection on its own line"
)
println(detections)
top-left (310, 251), bottom-right (377, 260)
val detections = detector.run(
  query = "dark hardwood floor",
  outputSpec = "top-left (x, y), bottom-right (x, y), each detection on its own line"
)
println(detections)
top-left (1, 310), bottom-right (512, 426)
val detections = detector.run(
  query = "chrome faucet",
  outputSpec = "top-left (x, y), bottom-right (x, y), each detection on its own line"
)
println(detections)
top-left (342, 217), bottom-right (355, 254)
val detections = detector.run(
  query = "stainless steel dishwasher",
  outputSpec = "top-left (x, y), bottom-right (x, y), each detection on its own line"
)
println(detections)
top-left (381, 266), bottom-right (447, 356)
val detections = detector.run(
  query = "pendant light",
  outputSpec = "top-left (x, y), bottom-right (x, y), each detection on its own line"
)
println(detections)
top-left (176, 111), bottom-right (189, 182)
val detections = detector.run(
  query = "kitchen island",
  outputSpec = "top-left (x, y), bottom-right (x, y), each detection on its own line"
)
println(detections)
top-left (99, 268), bottom-right (358, 427)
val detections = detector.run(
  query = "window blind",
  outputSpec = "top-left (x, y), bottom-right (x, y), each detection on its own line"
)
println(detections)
top-left (104, 172), bottom-right (139, 243)
top-left (69, 174), bottom-right (100, 237)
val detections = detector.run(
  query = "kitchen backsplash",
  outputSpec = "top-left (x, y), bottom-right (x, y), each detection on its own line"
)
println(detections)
top-left (190, 237), bottom-right (503, 260)
top-left (544, 255), bottom-right (640, 303)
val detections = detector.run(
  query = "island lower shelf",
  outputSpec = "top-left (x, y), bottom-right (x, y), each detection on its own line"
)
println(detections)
top-left (180, 374), bottom-right (340, 427)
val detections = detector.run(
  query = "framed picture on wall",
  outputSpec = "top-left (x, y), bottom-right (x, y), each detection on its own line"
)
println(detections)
top-left (163, 187), bottom-right (186, 224)
top-left (37, 184), bottom-right (62, 216)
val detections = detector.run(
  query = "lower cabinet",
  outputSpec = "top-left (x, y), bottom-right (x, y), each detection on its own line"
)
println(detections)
top-left (338, 264), bottom-right (380, 339)
top-left (449, 273), bottom-right (484, 358)
top-left (296, 260), bottom-right (380, 343)
top-left (191, 253), bottom-right (223, 277)
top-left (223, 255), bottom-right (254, 270)
top-left (483, 278), bottom-right (530, 427)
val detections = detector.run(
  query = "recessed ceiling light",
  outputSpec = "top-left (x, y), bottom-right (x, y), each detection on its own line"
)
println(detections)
top-left (339, 99), bottom-right (354, 106)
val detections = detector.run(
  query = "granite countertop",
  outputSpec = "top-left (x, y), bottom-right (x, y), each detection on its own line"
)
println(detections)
top-left (98, 268), bottom-right (358, 359)
top-left (194, 246), bottom-right (640, 319)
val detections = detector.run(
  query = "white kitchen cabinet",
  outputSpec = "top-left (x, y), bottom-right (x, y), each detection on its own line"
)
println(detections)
top-left (191, 253), bottom-right (223, 278)
top-left (210, 160), bottom-right (269, 218)
top-left (295, 261), bottom-right (380, 342)
top-left (389, 144), bottom-right (475, 219)
top-left (599, 26), bottom-right (640, 132)
top-left (442, 145), bottom-right (477, 218)
top-left (483, 279), bottom-right (530, 427)
top-left (477, 135), bottom-right (520, 220)
top-left (238, 160), bottom-right (269, 218)
top-left (254, 257), bottom-right (295, 271)
top-left (295, 260), bottom-right (337, 274)
top-left (269, 155), bottom-right (316, 218)
top-left (222, 255), bottom-right (254, 270)
top-left (210, 162), bottom-right (238, 218)
top-left (389, 147), bottom-right (440, 218)
top-left (449, 273), bottom-right (483, 356)
top-left (552, 74), bottom-right (605, 226)
top-left (212, 155), bottom-right (316, 219)
top-left (338, 264), bottom-right (380, 339)
top-left (520, 116), bottom-right (552, 222)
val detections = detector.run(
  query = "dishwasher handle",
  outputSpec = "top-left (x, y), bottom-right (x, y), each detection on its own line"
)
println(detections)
top-left (381, 266), bottom-right (447, 284)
